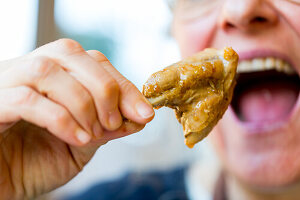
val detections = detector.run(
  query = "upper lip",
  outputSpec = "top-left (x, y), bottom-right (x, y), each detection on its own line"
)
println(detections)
top-left (236, 49), bottom-right (297, 73)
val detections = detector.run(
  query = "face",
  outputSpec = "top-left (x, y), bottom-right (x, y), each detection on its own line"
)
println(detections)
top-left (173, 0), bottom-right (300, 188)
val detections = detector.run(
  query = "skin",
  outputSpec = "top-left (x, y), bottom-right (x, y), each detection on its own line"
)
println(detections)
top-left (2, 0), bottom-right (300, 199)
top-left (0, 39), bottom-right (154, 199)
top-left (173, 0), bottom-right (300, 199)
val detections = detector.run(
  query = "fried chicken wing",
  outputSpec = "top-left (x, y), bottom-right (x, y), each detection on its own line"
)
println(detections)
top-left (143, 47), bottom-right (238, 148)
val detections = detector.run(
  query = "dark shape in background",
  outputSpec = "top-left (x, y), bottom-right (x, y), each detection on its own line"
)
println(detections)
top-left (36, 0), bottom-right (115, 63)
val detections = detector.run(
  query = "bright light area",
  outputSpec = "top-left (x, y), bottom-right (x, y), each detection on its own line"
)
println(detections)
top-left (0, 0), bottom-right (38, 60)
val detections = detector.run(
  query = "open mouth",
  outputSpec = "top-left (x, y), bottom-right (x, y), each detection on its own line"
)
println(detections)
top-left (231, 57), bottom-right (300, 126)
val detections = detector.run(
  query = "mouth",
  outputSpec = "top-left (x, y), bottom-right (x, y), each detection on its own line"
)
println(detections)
top-left (231, 53), bottom-right (300, 132)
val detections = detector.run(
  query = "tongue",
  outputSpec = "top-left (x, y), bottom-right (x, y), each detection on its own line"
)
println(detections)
top-left (239, 82), bottom-right (299, 122)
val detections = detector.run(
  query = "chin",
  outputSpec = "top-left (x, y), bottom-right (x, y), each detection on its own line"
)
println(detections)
top-left (223, 132), bottom-right (300, 189)
top-left (212, 114), bottom-right (300, 189)
top-left (210, 49), bottom-right (300, 188)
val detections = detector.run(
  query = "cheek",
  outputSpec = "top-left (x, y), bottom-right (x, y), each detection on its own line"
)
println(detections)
top-left (273, 2), bottom-right (300, 36)
top-left (174, 13), bottom-right (218, 57)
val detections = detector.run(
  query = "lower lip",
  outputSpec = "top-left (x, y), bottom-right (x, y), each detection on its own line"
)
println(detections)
top-left (228, 92), bottom-right (300, 135)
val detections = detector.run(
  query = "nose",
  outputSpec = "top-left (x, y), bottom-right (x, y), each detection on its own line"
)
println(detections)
top-left (220, 0), bottom-right (278, 32)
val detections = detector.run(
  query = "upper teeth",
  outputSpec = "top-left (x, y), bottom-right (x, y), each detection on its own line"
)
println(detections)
top-left (237, 57), bottom-right (296, 75)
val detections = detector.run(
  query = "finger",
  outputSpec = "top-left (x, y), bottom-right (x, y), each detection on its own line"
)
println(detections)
top-left (0, 57), bottom-right (103, 139)
top-left (0, 86), bottom-right (91, 146)
top-left (34, 39), bottom-right (123, 131)
top-left (90, 121), bottom-right (145, 145)
top-left (86, 50), bottom-right (155, 124)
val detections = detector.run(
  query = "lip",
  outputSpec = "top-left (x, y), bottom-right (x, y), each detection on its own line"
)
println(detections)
top-left (228, 49), bottom-right (300, 134)
top-left (237, 49), bottom-right (298, 73)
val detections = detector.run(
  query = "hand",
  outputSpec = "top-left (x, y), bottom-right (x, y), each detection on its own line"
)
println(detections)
top-left (0, 39), bottom-right (154, 199)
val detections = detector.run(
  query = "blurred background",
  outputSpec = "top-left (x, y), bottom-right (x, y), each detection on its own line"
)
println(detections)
top-left (0, 0), bottom-right (217, 199)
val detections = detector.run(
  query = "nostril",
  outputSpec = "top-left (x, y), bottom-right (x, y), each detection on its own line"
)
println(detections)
top-left (225, 22), bottom-right (235, 29)
top-left (251, 16), bottom-right (267, 23)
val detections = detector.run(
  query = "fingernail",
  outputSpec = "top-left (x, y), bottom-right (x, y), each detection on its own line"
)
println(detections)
top-left (108, 110), bottom-right (122, 130)
top-left (76, 129), bottom-right (91, 144)
top-left (93, 122), bottom-right (103, 139)
top-left (136, 101), bottom-right (154, 119)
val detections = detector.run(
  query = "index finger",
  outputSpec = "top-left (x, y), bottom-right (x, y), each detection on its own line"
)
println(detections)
top-left (34, 39), bottom-right (123, 131)
top-left (86, 50), bottom-right (155, 124)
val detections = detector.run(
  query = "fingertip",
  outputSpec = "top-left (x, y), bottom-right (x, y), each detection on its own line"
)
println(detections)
top-left (135, 101), bottom-right (155, 121)
top-left (120, 96), bottom-right (155, 125)
top-left (98, 120), bottom-right (145, 142)
top-left (100, 109), bottom-right (122, 132)
top-left (75, 128), bottom-right (91, 145)
top-left (107, 109), bottom-right (123, 131)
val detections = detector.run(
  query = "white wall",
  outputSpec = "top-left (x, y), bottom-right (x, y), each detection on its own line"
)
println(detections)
top-left (0, 0), bottom-right (38, 60)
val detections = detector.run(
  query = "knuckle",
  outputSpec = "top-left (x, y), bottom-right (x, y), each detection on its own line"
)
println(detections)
top-left (30, 56), bottom-right (55, 79)
top-left (99, 79), bottom-right (119, 99)
top-left (14, 86), bottom-right (38, 105)
top-left (52, 108), bottom-right (70, 126)
top-left (120, 80), bottom-right (137, 95)
top-left (56, 38), bottom-right (84, 54)
top-left (78, 91), bottom-right (94, 112)
top-left (88, 50), bottom-right (108, 62)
